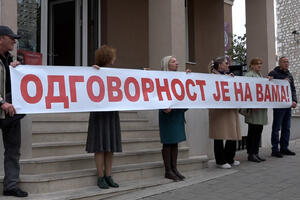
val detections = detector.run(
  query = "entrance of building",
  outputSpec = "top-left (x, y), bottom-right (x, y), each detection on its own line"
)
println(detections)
top-left (49, 0), bottom-right (77, 66)
top-left (42, 0), bottom-right (98, 66)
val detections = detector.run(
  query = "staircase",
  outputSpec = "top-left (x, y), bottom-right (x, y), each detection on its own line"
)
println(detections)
top-left (0, 111), bottom-right (208, 199)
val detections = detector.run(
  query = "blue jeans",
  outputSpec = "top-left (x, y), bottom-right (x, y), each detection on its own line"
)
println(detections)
top-left (271, 108), bottom-right (291, 152)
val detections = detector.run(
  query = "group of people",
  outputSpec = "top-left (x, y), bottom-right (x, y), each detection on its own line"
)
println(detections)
top-left (207, 56), bottom-right (297, 170)
top-left (0, 25), bottom-right (298, 197)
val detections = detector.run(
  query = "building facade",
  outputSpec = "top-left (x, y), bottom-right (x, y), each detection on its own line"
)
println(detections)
top-left (1, 0), bottom-right (292, 197)
top-left (3, 0), bottom-right (227, 72)
top-left (276, 0), bottom-right (300, 115)
top-left (0, 0), bottom-right (280, 166)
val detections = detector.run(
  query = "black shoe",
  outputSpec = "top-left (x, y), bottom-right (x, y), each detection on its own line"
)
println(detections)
top-left (165, 171), bottom-right (181, 182)
top-left (255, 154), bottom-right (266, 161)
top-left (280, 149), bottom-right (296, 156)
top-left (105, 176), bottom-right (119, 188)
top-left (172, 168), bottom-right (185, 180)
top-left (3, 188), bottom-right (28, 197)
top-left (271, 151), bottom-right (283, 158)
top-left (248, 154), bottom-right (260, 163)
top-left (97, 176), bottom-right (109, 189)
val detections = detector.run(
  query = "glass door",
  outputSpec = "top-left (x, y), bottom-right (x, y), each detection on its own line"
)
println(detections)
top-left (41, 0), bottom-right (95, 66)
top-left (48, 0), bottom-right (78, 66)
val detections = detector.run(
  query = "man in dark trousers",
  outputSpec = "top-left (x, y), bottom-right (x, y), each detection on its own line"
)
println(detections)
top-left (268, 56), bottom-right (297, 158)
top-left (0, 25), bottom-right (28, 197)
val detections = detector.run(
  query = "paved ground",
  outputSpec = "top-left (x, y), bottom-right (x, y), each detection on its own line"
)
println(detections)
top-left (140, 139), bottom-right (300, 200)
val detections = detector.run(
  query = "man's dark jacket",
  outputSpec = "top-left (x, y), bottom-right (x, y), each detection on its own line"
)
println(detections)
top-left (268, 66), bottom-right (297, 103)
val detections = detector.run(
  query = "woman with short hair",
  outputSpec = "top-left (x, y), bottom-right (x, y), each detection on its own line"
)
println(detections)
top-left (86, 45), bottom-right (122, 189)
top-left (209, 56), bottom-right (242, 169)
top-left (243, 57), bottom-right (268, 162)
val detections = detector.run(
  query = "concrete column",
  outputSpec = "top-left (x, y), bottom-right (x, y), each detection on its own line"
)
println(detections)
top-left (0, 0), bottom-right (33, 175)
top-left (144, 0), bottom-right (186, 143)
top-left (148, 0), bottom-right (186, 71)
top-left (246, 0), bottom-right (276, 148)
top-left (246, 0), bottom-right (276, 75)
top-left (0, 116), bottom-right (32, 176)
top-left (0, 0), bottom-right (18, 31)
top-left (20, 116), bottom-right (33, 160)
top-left (0, 0), bottom-right (18, 57)
top-left (189, 0), bottom-right (224, 73)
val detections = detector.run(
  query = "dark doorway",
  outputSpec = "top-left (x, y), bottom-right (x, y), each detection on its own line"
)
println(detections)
top-left (49, 0), bottom-right (76, 66)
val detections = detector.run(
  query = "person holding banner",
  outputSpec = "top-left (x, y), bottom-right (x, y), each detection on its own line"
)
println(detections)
top-left (159, 56), bottom-right (188, 181)
top-left (269, 56), bottom-right (297, 158)
top-left (242, 58), bottom-right (268, 163)
top-left (0, 26), bottom-right (28, 197)
top-left (209, 56), bottom-right (241, 169)
top-left (86, 45), bottom-right (121, 189)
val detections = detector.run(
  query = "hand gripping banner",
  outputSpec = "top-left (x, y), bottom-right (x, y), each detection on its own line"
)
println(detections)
top-left (10, 65), bottom-right (292, 114)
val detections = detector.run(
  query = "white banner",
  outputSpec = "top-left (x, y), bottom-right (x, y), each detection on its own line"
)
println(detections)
top-left (10, 65), bottom-right (292, 114)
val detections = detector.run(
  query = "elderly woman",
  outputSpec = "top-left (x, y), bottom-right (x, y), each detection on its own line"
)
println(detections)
top-left (159, 55), bottom-right (189, 181)
top-left (209, 56), bottom-right (241, 169)
top-left (86, 45), bottom-right (121, 189)
top-left (243, 58), bottom-right (268, 162)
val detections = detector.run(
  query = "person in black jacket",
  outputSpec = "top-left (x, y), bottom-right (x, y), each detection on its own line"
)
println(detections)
top-left (268, 56), bottom-right (297, 158)
top-left (0, 25), bottom-right (28, 197)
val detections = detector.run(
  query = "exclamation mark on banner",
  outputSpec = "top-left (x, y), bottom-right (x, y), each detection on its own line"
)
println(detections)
top-left (286, 86), bottom-right (290, 102)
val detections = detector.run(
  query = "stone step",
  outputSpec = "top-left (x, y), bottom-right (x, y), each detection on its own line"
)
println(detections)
top-left (32, 138), bottom-right (162, 157)
top-left (16, 166), bottom-right (232, 200)
top-left (32, 128), bottom-right (159, 143)
top-left (20, 147), bottom-right (190, 174)
top-left (7, 156), bottom-right (208, 194)
top-left (32, 119), bottom-right (151, 133)
top-left (30, 111), bottom-right (139, 121)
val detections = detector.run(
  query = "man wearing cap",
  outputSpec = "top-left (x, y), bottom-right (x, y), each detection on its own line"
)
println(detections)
top-left (0, 25), bottom-right (28, 197)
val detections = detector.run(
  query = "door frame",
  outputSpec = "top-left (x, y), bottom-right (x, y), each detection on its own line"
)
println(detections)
top-left (40, 0), bottom-right (89, 66)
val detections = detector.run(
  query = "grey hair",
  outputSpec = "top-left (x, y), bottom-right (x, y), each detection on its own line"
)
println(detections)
top-left (279, 56), bottom-right (287, 62)
top-left (161, 55), bottom-right (174, 71)
top-left (211, 56), bottom-right (228, 71)
top-left (214, 56), bottom-right (227, 65)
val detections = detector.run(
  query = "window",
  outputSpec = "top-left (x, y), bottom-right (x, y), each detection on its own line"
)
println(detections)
top-left (185, 0), bottom-right (195, 63)
top-left (17, 0), bottom-right (41, 52)
top-left (17, 0), bottom-right (42, 65)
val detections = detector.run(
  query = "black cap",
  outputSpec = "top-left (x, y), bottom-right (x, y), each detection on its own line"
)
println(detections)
top-left (0, 25), bottom-right (21, 39)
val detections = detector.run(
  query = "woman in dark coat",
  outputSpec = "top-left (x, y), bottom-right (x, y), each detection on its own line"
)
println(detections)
top-left (86, 45), bottom-right (122, 189)
top-left (159, 55), bottom-right (189, 181)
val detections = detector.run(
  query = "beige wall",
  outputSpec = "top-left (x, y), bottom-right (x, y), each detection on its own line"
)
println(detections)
top-left (0, 0), bottom-right (18, 56)
top-left (170, 0), bottom-right (186, 71)
top-left (188, 0), bottom-right (225, 73)
top-left (245, 0), bottom-right (276, 148)
top-left (246, 0), bottom-right (276, 75)
top-left (148, 0), bottom-right (186, 71)
top-left (0, 0), bottom-right (17, 30)
top-left (148, 0), bottom-right (171, 70)
top-left (224, 2), bottom-right (232, 32)
top-left (101, 0), bottom-right (149, 69)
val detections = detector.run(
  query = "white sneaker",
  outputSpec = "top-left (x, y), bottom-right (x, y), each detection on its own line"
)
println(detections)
top-left (216, 163), bottom-right (231, 169)
top-left (232, 160), bottom-right (240, 166)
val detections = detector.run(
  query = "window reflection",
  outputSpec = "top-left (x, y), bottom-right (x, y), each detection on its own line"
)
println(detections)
top-left (17, 0), bottom-right (41, 52)
top-left (17, 0), bottom-right (42, 64)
